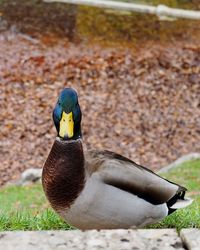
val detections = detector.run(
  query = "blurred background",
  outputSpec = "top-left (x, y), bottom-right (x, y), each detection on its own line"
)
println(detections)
top-left (0, 0), bottom-right (200, 187)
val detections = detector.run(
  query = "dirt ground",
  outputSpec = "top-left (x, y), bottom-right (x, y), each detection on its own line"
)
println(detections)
top-left (0, 3), bottom-right (200, 186)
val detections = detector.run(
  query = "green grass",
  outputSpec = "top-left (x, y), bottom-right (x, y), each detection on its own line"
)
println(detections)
top-left (0, 184), bottom-right (72, 230)
top-left (0, 159), bottom-right (199, 231)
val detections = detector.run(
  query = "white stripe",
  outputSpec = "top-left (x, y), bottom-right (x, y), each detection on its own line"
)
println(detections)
top-left (44, 0), bottom-right (200, 20)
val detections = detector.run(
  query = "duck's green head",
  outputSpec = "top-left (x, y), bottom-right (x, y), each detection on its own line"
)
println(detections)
top-left (53, 88), bottom-right (82, 140)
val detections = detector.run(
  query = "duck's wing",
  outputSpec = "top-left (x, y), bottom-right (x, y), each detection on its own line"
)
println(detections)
top-left (85, 150), bottom-right (186, 205)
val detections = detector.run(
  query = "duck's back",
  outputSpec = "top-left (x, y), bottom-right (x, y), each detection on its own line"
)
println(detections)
top-left (43, 143), bottom-right (190, 230)
top-left (58, 149), bottom-right (184, 229)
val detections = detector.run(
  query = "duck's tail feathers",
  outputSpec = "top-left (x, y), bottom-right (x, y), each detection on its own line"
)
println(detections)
top-left (170, 197), bottom-right (193, 209)
top-left (166, 188), bottom-right (193, 215)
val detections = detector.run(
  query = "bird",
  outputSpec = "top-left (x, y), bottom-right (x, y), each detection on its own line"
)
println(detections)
top-left (42, 87), bottom-right (192, 230)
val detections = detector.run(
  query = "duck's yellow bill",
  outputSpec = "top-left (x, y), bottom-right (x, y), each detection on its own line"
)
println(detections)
top-left (59, 111), bottom-right (74, 138)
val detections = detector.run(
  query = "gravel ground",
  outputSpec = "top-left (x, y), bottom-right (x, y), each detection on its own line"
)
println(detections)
top-left (0, 30), bottom-right (200, 186)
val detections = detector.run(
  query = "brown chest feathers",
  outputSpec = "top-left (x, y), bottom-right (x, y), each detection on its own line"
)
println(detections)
top-left (42, 138), bottom-right (85, 211)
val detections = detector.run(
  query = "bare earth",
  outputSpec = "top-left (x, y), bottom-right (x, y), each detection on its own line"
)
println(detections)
top-left (0, 29), bottom-right (200, 186)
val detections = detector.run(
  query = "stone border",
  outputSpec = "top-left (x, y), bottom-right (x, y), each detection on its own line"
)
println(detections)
top-left (157, 153), bottom-right (200, 174)
top-left (0, 229), bottom-right (186, 250)
top-left (180, 229), bottom-right (200, 250)
top-left (0, 229), bottom-right (199, 250)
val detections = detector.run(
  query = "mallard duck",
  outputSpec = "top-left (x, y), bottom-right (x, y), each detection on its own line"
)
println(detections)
top-left (42, 88), bottom-right (192, 229)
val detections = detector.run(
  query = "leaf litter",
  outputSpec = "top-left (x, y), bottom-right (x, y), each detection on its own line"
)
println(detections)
top-left (0, 29), bottom-right (200, 186)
